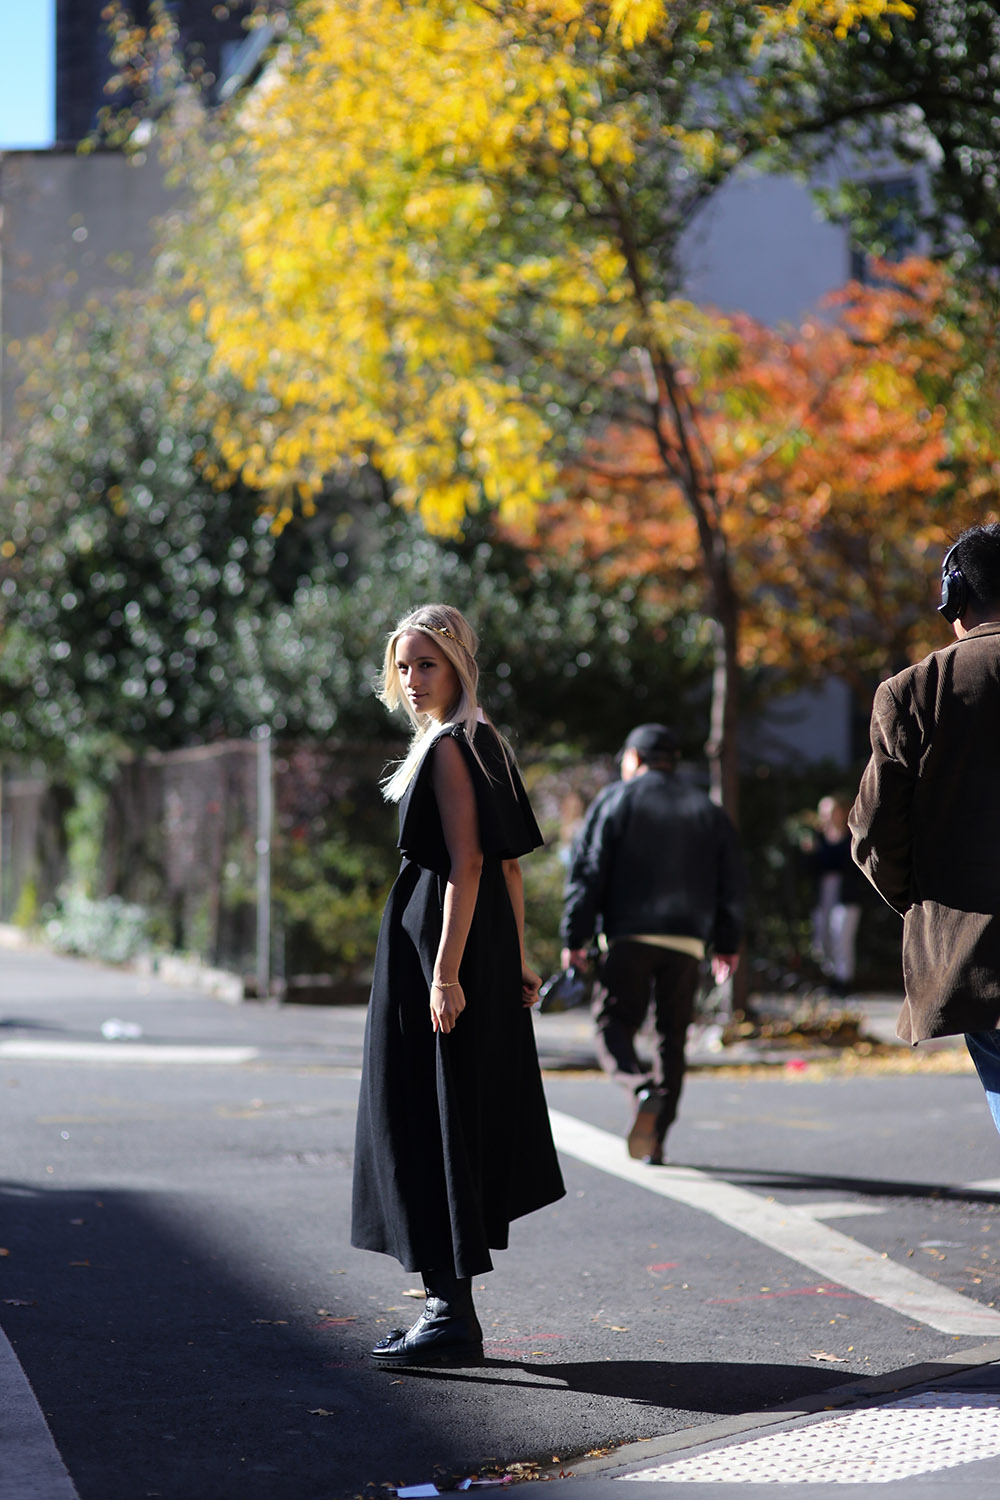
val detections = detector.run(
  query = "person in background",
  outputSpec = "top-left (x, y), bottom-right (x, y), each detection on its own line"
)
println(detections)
top-left (559, 724), bottom-right (745, 1166)
top-left (802, 794), bottom-right (866, 997)
top-left (851, 524), bottom-right (1000, 1136)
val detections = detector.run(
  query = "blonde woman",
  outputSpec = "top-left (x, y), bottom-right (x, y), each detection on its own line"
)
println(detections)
top-left (351, 604), bottom-right (565, 1368)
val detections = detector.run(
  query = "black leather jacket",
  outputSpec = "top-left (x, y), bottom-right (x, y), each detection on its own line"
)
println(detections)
top-left (560, 769), bottom-right (745, 953)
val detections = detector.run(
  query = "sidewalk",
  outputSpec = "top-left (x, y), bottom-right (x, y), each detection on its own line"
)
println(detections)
top-left (531, 993), bottom-right (967, 1075)
top-left (0, 929), bottom-right (966, 1075)
top-left (510, 1346), bottom-right (1000, 1498)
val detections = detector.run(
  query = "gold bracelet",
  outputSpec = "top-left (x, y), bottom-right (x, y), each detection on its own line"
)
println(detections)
top-left (432, 980), bottom-right (460, 989)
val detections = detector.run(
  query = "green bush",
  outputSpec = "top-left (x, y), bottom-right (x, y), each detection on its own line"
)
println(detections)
top-left (44, 888), bottom-right (151, 964)
top-left (274, 831), bottom-right (396, 977)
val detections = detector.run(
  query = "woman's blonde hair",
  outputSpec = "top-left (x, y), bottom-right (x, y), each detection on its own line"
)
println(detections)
top-left (379, 603), bottom-right (493, 801)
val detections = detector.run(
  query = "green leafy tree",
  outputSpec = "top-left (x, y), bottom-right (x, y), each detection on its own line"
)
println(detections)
top-left (0, 294), bottom-right (710, 761)
top-left (0, 300), bottom-right (288, 755)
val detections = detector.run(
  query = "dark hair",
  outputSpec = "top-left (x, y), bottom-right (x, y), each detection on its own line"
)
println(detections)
top-left (950, 524), bottom-right (1000, 618)
top-left (621, 723), bottom-right (680, 766)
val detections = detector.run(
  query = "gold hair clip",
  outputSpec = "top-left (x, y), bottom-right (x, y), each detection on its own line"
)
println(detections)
top-left (426, 625), bottom-right (460, 644)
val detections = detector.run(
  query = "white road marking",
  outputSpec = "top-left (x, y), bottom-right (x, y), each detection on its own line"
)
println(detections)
top-left (0, 1326), bottom-right (80, 1498)
top-left (0, 1041), bottom-right (259, 1065)
top-left (963, 1176), bottom-right (1000, 1194)
top-left (549, 1110), bottom-right (1000, 1337)
top-left (794, 1200), bottom-right (888, 1220)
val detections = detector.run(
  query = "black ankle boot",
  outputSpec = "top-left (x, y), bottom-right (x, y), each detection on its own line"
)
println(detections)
top-left (371, 1270), bottom-right (484, 1368)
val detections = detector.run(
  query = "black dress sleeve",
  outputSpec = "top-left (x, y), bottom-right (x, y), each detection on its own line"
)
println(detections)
top-left (397, 724), bottom-right (543, 872)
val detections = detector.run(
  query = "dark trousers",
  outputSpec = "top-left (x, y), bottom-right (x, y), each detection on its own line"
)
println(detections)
top-left (592, 940), bottom-right (700, 1144)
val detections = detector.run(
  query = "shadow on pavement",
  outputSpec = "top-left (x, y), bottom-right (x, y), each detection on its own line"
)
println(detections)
top-left (692, 1165), bottom-right (1000, 1205)
top-left (0, 1018), bottom-right (73, 1033)
top-left (0, 1179), bottom-right (430, 1500)
top-left (4, 1169), bottom-right (969, 1500)
top-left (386, 1356), bottom-right (857, 1413)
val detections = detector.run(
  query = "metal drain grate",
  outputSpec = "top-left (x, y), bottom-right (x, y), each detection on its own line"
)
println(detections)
top-left (618, 1391), bottom-right (1000, 1485)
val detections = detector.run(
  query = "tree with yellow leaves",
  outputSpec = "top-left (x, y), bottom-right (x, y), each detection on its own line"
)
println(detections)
top-left (112, 0), bottom-right (928, 813)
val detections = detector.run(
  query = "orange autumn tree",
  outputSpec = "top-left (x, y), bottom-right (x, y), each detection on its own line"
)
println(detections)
top-left (514, 260), bottom-right (1000, 740)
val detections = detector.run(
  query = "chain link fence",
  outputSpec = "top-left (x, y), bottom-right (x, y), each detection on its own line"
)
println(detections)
top-left (0, 737), bottom-right (404, 997)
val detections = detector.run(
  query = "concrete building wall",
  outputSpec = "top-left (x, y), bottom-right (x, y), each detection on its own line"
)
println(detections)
top-left (0, 147), bottom-right (172, 438)
top-left (682, 170), bottom-right (852, 327)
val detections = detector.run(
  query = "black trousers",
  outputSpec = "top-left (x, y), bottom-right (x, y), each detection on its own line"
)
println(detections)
top-left (592, 939), bottom-right (701, 1143)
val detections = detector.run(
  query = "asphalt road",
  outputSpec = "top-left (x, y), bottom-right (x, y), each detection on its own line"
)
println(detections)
top-left (2, 944), bottom-right (1000, 1500)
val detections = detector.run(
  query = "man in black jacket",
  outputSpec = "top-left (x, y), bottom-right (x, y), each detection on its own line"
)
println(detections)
top-left (560, 724), bottom-right (745, 1164)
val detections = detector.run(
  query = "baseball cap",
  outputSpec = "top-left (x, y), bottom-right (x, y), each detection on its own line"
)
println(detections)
top-left (620, 723), bottom-right (680, 760)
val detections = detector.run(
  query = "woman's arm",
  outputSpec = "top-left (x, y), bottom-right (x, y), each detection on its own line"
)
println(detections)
top-left (502, 857), bottom-right (542, 1007)
top-left (431, 736), bottom-right (484, 1033)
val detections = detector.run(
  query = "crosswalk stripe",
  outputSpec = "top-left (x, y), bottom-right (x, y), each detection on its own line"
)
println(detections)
top-left (0, 1041), bottom-right (259, 1064)
top-left (549, 1109), bottom-right (1000, 1337)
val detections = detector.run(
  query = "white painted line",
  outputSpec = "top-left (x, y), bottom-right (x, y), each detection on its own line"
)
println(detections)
top-left (549, 1110), bottom-right (1000, 1337)
top-left (963, 1177), bottom-right (1000, 1194)
top-left (0, 1041), bottom-right (259, 1065)
top-left (796, 1200), bottom-right (887, 1220)
top-left (0, 1324), bottom-right (80, 1498)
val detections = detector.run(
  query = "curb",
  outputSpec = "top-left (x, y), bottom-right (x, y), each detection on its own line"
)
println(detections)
top-left (518, 1340), bottom-right (1000, 1488)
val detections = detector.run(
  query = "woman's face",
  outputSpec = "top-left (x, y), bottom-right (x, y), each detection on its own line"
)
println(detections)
top-left (394, 629), bottom-right (461, 723)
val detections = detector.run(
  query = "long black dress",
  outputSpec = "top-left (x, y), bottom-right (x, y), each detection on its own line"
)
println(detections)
top-left (351, 722), bottom-right (565, 1278)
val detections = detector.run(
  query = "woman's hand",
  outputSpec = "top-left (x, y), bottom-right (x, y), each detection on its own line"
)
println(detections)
top-left (430, 980), bottom-right (466, 1034)
top-left (521, 962), bottom-right (542, 1008)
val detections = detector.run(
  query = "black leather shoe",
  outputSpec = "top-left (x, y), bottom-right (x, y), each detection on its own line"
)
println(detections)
top-left (371, 1296), bottom-right (484, 1368)
top-left (627, 1087), bottom-right (664, 1160)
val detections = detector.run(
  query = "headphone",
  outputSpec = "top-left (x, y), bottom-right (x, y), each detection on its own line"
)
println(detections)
top-left (938, 541), bottom-right (968, 624)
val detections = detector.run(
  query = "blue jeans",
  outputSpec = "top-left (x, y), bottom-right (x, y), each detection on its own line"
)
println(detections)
top-left (965, 1031), bottom-right (1000, 1137)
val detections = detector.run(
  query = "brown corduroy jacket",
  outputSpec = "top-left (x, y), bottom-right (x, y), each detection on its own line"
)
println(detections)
top-left (850, 621), bottom-right (1000, 1044)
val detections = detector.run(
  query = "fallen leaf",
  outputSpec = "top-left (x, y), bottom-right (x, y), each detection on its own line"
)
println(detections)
top-left (3, 1298), bottom-right (37, 1307)
top-left (403, 1288), bottom-right (425, 1299)
top-left (69, 1260), bottom-right (90, 1267)
top-left (308, 1408), bottom-right (336, 1416)
top-left (809, 1350), bottom-right (847, 1363)
top-left (252, 1318), bottom-right (289, 1325)
top-left (0, 1248), bottom-right (10, 1257)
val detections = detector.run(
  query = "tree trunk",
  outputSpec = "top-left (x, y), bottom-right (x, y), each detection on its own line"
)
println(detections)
top-left (704, 597), bottom-right (741, 823)
top-left (687, 510), bottom-right (740, 824)
top-left (701, 530), bottom-right (752, 1018)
